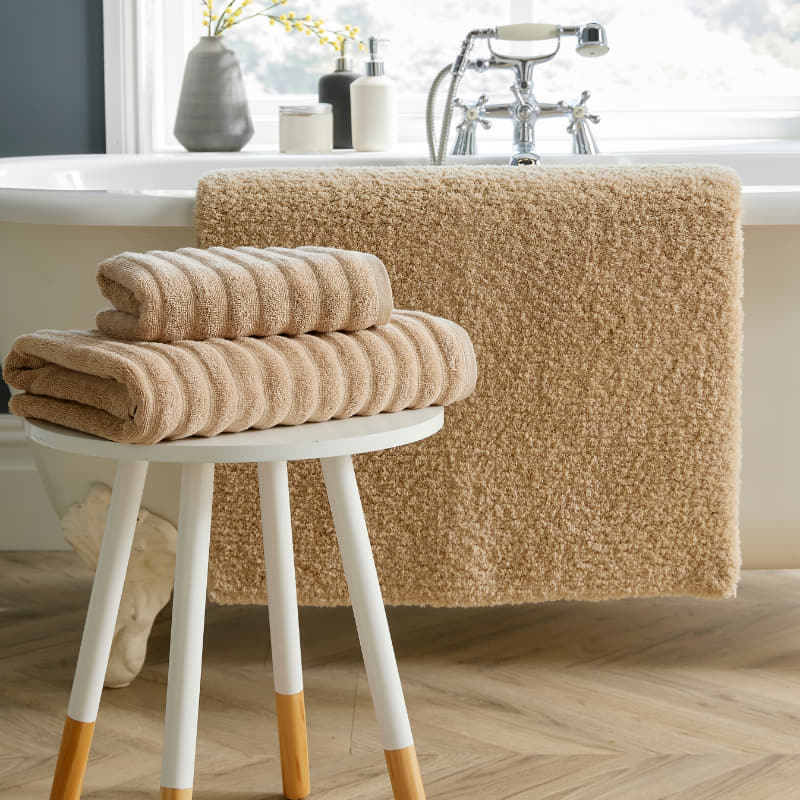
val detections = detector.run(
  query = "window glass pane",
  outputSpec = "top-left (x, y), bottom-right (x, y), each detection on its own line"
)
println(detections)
top-left (512, 0), bottom-right (800, 106)
top-left (215, 0), bottom-right (509, 101)
top-left (174, 0), bottom-right (800, 150)
top-left (213, 0), bottom-right (800, 108)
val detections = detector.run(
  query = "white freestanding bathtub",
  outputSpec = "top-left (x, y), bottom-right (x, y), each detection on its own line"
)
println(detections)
top-left (1, 148), bottom-right (799, 569)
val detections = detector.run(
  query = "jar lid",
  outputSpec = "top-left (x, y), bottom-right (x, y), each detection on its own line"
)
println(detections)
top-left (279, 103), bottom-right (332, 115)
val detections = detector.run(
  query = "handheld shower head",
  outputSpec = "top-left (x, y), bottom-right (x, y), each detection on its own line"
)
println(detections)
top-left (576, 23), bottom-right (609, 57)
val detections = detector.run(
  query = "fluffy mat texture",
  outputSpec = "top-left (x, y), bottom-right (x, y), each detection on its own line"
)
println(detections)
top-left (4, 313), bottom-right (474, 444)
top-left (196, 164), bottom-right (743, 606)
top-left (96, 245), bottom-right (393, 341)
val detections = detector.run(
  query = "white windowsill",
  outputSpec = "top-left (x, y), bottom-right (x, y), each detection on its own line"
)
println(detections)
top-left (149, 137), bottom-right (800, 157)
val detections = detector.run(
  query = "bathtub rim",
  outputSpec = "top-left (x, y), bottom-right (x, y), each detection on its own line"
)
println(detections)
top-left (0, 148), bottom-right (797, 227)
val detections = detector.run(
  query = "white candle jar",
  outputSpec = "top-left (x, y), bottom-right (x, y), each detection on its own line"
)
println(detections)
top-left (279, 104), bottom-right (333, 154)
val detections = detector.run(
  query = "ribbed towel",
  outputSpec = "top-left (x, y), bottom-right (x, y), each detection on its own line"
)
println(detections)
top-left (95, 245), bottom-right (394, 342)
top-left (4, 311), bottom-right (476, 444)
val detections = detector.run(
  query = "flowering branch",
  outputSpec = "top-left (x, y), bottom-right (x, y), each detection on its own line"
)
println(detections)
top-left (201, 0), bottom-right (367, 52)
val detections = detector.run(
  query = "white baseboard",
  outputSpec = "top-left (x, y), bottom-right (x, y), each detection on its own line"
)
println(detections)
top-left (0, 415), bottom-right (65, 549)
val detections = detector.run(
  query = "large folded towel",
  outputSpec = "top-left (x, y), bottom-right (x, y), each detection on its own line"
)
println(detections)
top-left (95, 245), bottom-right (394, 342)
top-left (4, 311), bottom-right (476, 444)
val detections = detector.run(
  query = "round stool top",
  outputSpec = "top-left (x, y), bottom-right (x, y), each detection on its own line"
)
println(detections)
top-left (23, 407), bottom-right (444, 464)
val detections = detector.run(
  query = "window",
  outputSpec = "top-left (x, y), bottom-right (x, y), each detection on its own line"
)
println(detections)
top-left (106, 0), bottom-right (800, 153)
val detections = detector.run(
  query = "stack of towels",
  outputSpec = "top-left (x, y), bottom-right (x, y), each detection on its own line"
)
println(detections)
top-left (3, 246), bottom-right (477, 444)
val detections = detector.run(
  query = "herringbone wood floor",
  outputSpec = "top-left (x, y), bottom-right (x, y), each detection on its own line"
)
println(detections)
top-left (2, 552), bottom-right (800, 799)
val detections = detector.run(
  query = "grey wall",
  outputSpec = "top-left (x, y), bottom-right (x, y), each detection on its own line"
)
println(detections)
top-left (0, 0), bottom-right (105, 156)
top-left (0, 0), bottom-right (105, 412)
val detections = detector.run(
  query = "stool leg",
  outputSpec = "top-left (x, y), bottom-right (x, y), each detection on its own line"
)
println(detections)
top-left (321, 455), bottom-right (426, 800)
top-left (257, 461), bottom-right (310, 800)
top-left (160, 463), bottom-right (215, 800)
top-left (50, 460), bottom-right (149, 800)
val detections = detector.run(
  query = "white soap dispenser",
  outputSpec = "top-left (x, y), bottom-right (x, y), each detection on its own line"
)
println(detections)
top-left (350, 36), bottom-right (397, 152)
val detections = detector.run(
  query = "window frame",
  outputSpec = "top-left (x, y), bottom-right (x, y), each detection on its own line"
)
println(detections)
top-left (103, 0), bottom-right (800, 155)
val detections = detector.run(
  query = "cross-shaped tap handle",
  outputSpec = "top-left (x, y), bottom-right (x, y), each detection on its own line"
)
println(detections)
top-left (559, 89), bottom-right (600, 133)
top-left (453, 95), bottom-right (492, 129)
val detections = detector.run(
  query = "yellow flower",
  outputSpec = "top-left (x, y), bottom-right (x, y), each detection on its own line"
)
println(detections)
top-left (201, 0), bottom-right (365, 51)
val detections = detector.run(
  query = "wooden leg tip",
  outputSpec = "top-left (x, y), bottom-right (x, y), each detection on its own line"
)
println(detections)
top-left (385, 745), bottom-right (426, 800)
top-left (50, 716), bottom-right (95, 800)
top-left (276, 691), bottom-right (310, 799)
top-left (159, 788), bottom-right (193, 799)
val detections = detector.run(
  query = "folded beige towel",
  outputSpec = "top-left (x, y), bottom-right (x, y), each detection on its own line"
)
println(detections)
top-left (4, 311), bottom-right (476, 444)
top-left (95, 245), bottom-right (394, 342)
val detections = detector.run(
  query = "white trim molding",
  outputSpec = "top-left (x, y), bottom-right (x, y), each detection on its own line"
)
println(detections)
top-left (103, 0), bottom-right (145, 153)
top-left (103, 0), bottom-right (196, 153)
top-left (0, 413), bottom-right (34, 471)
top-left (0, 414), bottom-right (65, 550)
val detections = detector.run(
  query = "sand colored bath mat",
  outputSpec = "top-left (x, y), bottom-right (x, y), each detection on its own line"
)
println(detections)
top-left (195, 165), bottom-right (743, 606)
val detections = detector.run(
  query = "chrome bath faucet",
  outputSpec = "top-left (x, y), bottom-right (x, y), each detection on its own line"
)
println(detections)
top-left (427, 22), bottom-right (609, 166)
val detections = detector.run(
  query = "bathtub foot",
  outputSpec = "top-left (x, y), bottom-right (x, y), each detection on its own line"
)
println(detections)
top-left (61, 484), bottom-right (178, 687)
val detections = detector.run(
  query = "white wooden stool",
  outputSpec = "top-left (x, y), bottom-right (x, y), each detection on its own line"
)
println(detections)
top-left (26, 407), bottom-right (443, 800)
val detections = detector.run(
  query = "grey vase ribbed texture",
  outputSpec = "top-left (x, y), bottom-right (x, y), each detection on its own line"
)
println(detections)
top-left (174, 36), bottom-right (254, 152)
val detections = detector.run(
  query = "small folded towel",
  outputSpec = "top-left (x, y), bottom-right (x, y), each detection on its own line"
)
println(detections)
top-left (95, 245), bottom-right (394, 342)
top-left (4, 311), bottom-right (476, 444)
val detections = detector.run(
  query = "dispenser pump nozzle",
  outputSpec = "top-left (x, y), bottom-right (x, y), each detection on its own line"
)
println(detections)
top-left (335, 39), bottom-right (354, 71)
top-left (365, 36), bottom-right (388, 76)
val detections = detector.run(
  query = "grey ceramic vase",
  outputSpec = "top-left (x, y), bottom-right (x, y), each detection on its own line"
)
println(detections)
top-left (174, 36), bottom-right (254, 152)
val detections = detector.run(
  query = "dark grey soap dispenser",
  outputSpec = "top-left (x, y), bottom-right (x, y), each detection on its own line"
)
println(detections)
top-left (318, 40), bottom-right (361, 149)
